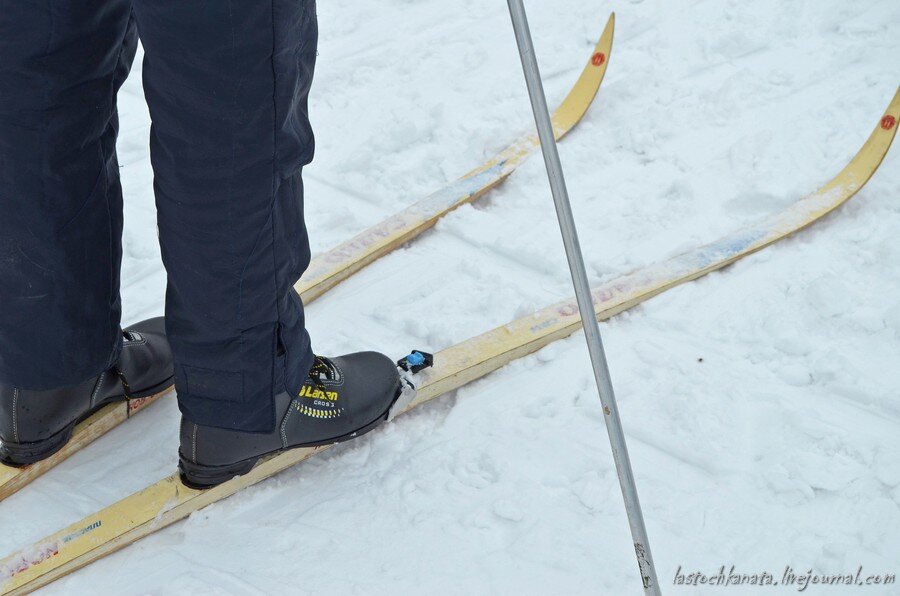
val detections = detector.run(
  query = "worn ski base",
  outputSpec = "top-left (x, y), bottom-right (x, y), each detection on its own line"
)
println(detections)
top-left (0, 15), bottom-right (615, 503)
top-left (2, 88), bottom-right (895, 595)
top-left (0, 390), bottom-right (170, 503)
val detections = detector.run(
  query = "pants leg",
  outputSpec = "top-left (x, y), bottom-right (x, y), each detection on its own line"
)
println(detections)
top-left (131, 0), bottom-right (317, 432)
top-left (0, 2), bottom-right (137, 389)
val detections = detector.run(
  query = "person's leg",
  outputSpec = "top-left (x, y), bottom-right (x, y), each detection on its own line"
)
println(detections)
top-left (0, 4), bottom-right (175, 466)
top-left (0, 2), bottom-right (136, 389)
top-left (132, 0), bottom-right (407, 487)
top-left (131, 0), bottom-right (317, 432)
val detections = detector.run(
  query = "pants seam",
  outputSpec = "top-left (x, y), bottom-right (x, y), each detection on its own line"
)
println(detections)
top-left (270, 0), bottom-right (285, 403)
top-left (101, 10), bottom-right (134, 372)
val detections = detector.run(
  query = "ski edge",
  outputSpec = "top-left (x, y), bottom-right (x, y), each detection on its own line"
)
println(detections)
top-left (2, 87), bottom-right (896, 595)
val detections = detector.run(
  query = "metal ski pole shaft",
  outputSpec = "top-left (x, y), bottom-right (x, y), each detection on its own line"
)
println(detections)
top-left (504, 2), bottom-right (661, 593)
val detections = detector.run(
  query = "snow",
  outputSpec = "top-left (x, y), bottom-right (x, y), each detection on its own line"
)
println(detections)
top-left (2, 0), bottom-right (899, 593)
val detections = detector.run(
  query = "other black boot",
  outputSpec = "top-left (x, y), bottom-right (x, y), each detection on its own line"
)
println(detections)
top-left (0, 317), bottom-right (174, 466)
top-left (179, 352), bottom-right (403, 489)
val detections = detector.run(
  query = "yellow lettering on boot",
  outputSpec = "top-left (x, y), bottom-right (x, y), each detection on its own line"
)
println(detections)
top-left (298, 385), bottom-right (339, 401)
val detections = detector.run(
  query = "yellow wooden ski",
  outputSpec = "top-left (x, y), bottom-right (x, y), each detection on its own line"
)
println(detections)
top-left (2, 87), bottom-right (895, 596)
top-left (0, 15), bottom-right (616, 503)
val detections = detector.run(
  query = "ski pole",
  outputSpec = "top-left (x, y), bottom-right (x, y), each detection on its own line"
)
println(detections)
top-left (504, 2), bottom-right (662, 593)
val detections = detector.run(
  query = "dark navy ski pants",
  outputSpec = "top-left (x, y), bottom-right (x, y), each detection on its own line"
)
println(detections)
top-left (0, 1), bottom-right (317, 432)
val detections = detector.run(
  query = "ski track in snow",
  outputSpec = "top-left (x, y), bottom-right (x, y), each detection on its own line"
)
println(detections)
top-left (1, 0), bottom-right (899, 593)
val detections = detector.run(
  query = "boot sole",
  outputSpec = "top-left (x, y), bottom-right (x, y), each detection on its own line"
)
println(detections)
top-left (0, 376), bottom-right (175, 467)
top-left (179, 403), bottom-right (394, 490)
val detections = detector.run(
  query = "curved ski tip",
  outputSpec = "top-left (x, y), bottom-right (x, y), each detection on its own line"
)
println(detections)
top-left (603, 12), bottom-right (615, 40)
top-left (588, 13), bottom-right (614, 61)
top-left (603, 13), bottom-right (616, 44)
top-left (549, 10), bottom-right (616, 136)
top-left (886, 85), bottom-right (900, 115)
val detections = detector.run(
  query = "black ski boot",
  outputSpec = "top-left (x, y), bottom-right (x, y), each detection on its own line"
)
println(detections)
top-left (0, 318), bottom-right (174, 466)
top-left (179, 352), bottom-right (406, 489)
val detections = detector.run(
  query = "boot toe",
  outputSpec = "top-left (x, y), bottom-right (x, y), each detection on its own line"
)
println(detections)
top-left (331, 351), bottom-right (401, 422)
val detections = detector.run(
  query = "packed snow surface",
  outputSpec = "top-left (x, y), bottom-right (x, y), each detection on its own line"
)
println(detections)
top-left (2, 0), bottom-right (899, 593)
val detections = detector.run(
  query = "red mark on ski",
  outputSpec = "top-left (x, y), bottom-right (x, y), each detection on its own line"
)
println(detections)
top-left (558, 304), bottom-right (578, 317)
top-left (128, 396), bottom-right (154, 415)
top-left (591, 52), bottom-right (606, 67)
top-left (8, 543), bottom-right (60, 578)
top-left (881, 115), bottom-right (896, 131)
